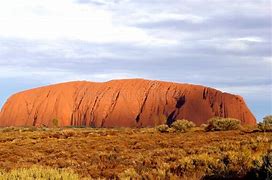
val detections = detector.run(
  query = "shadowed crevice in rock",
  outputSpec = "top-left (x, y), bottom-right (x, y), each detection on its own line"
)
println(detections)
top-left (176, 96), bottom-right (185, 108)
top-left (101, 90), bottom-right (120, 127)
top-left (135, 82), bottom-right (157, 123)
top-left (167, 110), bottom-right (177, 126)
top-left (203, 88), bottom-right (208, 100)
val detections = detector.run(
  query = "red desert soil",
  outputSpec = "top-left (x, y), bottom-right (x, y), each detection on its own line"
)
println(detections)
top-left (0, 79), bottom-right (256, 127)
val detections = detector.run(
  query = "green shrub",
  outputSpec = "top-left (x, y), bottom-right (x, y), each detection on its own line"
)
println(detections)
top-left (205, 117), bottom-right (241, 131)
top-left (156, 124), bottom-right (170, 133)
top-left (258, 115), bottom-right (272, 132)
top-left (263, 115), bottom-right (272, 124)
top-left (0, 127), bottom-right (17, 133)
top-left (247, 151), bottom-right (272, 179)
top-left (0, 166), bottom-right (80, 180)
top-left (171, 119), bottom-right (195, 132)
top-left (261, 151), bottom-right (272, 178)
top-left (20, 127), bottom-right (37, 132)
top-left (258, 123), bottom-right (272, 132)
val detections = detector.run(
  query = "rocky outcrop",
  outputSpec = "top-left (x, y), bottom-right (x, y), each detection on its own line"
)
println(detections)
top-left (0, 79), bottom-right (256, 127)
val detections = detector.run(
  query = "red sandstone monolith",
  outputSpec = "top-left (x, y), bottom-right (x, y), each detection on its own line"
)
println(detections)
top-left (0, 79), bottom-right (256, 127)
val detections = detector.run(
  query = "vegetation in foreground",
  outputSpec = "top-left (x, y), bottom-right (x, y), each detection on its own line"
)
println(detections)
top-left (0, 166), bottom-right (79, 180)
top-left (258, 115), bottom-right (272, 132)
top-left (0, 123), bottom-right (271, 179)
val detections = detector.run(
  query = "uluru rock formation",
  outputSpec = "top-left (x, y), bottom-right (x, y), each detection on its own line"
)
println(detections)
top-left (0, 79), bottom-right (256, 127)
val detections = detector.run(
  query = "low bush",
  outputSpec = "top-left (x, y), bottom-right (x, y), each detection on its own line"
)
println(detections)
top-left (258, 115), bottom-right (272, 132)
top-left (0, 127), bottom-right (18, 133)
top-left (244, 150), bottom-right (272, 179)
top-left (156, 124), bottom-right (170, 133)
top-left (205, 117), bottom-right (241, 131)
top-left (19, 127), bottom-right (38, 132)
top-left (263, 115), bottom-right (272, 124)
top-left (0, 166), bottom-right (80, 180)
top-left (171, 119), bottom-right (195, 132)
top-left (262, 151), bottom-right (272, 178)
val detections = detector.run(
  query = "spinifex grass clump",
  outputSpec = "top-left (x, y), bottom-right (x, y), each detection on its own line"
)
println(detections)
top-left (156, 119), bottom-right (195, 133)
top-left (156, 124), bottom-right (170, 133)
top-left (171, 119), bottom-right (195, 132)
top-left (205, 117), bottom-right (241, 131)
top-left (0, 166), bottom-right (80, 180)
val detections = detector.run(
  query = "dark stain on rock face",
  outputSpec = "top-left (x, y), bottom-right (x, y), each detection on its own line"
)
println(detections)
top-left (176, 96), bottom-right (185, 108)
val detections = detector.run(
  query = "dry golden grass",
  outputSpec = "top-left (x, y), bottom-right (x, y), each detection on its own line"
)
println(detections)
top-left (0, 127), bottom-right (271, 179)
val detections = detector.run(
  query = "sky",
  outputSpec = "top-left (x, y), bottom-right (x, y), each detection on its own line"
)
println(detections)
top-left (0, 0), bottom-right (271, 121)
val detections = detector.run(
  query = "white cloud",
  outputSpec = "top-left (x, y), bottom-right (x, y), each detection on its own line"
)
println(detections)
top-left (232, 37), bottom-right (264, 43)
top-left (263, 57), bottom-right (272, 64)
top-left (198, 36), bottom-right (268, 52)
top-left (0, 0), bottom-right (179, 46)
top-left (218, 84), bottom-right (272, 101)
top-left (129, 12), bottom-right (206, 24)
top-left (0, 65), bottom-right (149, 83)
top-left (223, 41), bottom-right (248, 51)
